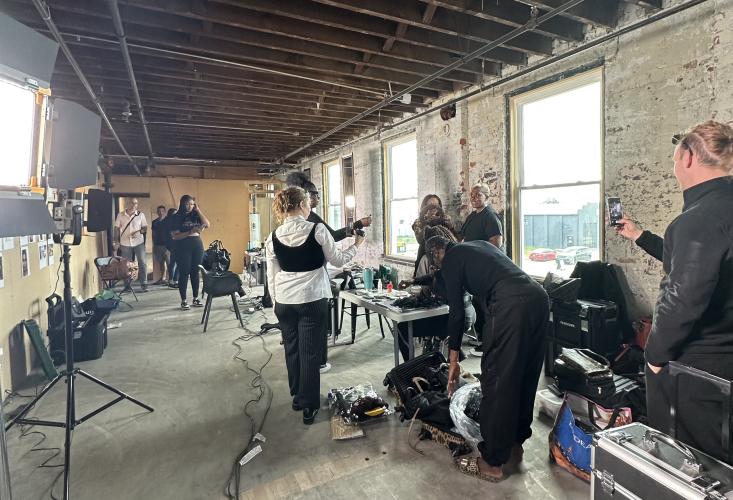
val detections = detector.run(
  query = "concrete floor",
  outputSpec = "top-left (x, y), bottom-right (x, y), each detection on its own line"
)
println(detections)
top-left (5, 285), bottom-right (589, 500)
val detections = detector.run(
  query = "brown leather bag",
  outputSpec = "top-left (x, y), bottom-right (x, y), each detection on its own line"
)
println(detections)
top-left (634, 317), bottom-right (652, 349)
top-left (99, 257), bottom-right (137, 281)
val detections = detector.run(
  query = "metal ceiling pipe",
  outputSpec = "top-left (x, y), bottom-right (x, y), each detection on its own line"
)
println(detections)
top-left (30, 0), bottom-right (141, 176)
top-left (146, 121), bottom-right (300, 137)
top-left (302, 0), bottom-right (712, 163)
top-left (277, 0), bottom-right (586, 163)
top-left (107, 0), bottom-right (154, 163)
top-left (104, 154), bottom-right (297, 167)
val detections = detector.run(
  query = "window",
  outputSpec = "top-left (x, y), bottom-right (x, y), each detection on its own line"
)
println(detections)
top-left (0, 79), bottom-right (36, 187)
top-left (383, 133), bottom-right (418, 259)
top-left (322, 158), bottom-right (342, 228)
top-left (510, 69), bottom-right (603, 277)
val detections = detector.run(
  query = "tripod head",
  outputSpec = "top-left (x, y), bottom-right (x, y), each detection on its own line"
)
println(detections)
top-left (51, 189), bottom-right (84, 246)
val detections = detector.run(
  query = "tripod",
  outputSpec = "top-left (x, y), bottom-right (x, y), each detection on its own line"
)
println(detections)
top-left (5, 244), bottom-right (154, 499)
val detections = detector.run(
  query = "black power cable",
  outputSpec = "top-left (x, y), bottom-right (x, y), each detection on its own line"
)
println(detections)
top-left (224, 308), bottom-right (275, 500)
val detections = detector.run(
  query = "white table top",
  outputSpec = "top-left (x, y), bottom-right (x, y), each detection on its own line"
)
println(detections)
top-left (339, 290), bottom-right (449, 323)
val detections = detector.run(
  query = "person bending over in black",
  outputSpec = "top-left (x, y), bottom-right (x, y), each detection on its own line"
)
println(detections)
top-left (426, 235), bottom-right (549, 482)
top-left (170, 195), bottom-right (211, 310)
top-left (615, 120), bottom-right (733, 462)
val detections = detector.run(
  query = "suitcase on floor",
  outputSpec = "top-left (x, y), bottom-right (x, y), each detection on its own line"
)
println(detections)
top-left (383, 351), bottom-right (446, 419)
top-left (592, 423), bottom-right (733, 499)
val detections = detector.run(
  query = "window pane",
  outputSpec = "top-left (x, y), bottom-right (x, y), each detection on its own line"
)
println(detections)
top-left (328, 205), bottom-right (342, 229)
top-left (0, 80), bottom-right (35, 186)
top-left (390, 139), bottom-right (417, 199)
top-left (519, 81), bottom-right (601, 186)
top-left (519, 184), bottom-right (600, 278)
top-left (327, 162), bottom-right (341, 201)
top-left (389, 198), bottom-right (418, 258)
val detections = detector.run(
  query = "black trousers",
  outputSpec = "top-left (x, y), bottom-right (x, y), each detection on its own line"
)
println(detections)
top-left (472, 295), bottom-right (486, 343)
top-left (477, 276), bottom-right (549, 467)
top-left (275, 299), bottom-right (327, 410)
top-left (397, 316), bottom-right (448, 362)
top-left (647, 351), bottom-right (733, 463)
top-left (176, 236), bottom-right (204, 301)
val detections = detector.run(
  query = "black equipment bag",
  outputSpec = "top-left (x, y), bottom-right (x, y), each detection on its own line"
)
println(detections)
top-left (546, 298), bottom-right (621, 377)
top-left (554, 348), bottom-right (615, 401)
top-left (202, 240), bottom-right (231, 272)
top-left (592, 423), bottom-right (733, 499)
top-left (46, 295), bottom-right (111, 363)
top-left (383, 351), bottom-right (447, 420)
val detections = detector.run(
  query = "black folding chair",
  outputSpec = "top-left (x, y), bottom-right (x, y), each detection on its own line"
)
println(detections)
top-left (199, 266), bottom-right (244, 333)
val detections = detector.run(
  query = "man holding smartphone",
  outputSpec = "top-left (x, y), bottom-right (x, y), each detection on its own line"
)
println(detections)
top-left (114, 198), bottom-right (149, 292)
top-left (615, 121), bottom-right (733, 461)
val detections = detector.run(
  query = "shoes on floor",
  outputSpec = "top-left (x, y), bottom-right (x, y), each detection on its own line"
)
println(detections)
top-left (168, 282), bottom-right (178, 288)
top-left (181, 301), bottom-right (190, 310)
top-left (192, 298), bottom-right (203, 307)
top-left (139, 286), bottom-right (149, 293)
top-left (153, 279), bottom-right (165, 285)
top-left (319, 362), bottom-right (332, 374)
top-left (469, 346), bottom-right (483, 357)
top-left (303, 408), bottom-right (319, 425)
top-left (292, 398), bottom-right (302, 411)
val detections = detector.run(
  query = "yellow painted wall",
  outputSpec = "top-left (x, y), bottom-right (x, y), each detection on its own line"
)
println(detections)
top-left (0, 233), bottom-right (104, 392)
top-left (111, 176), bottom-right (250, 274)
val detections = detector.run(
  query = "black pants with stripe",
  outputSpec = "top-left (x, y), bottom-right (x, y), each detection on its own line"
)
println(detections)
top-left (275, 299), bottom-right (328, 410)
top-left (477, 276), bottom-right (549, 467)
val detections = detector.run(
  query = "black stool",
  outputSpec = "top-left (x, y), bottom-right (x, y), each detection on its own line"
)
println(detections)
top-left (199, 266), bottom-right (244, 332)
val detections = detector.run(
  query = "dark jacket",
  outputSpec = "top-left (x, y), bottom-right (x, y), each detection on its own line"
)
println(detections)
top-left (645, 177), bottom-right (733, 365)
top-left (307, 211), bottom-right (350, 242)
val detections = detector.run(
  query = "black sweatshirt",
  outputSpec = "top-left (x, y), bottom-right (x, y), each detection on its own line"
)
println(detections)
top-left (440, 240), bottom-right (528, 350)
top-left (461, 206), bottom-right (502, 242)
top-left (635, 230), bottom-right (664, 261)
top-left (645, 177), bottom-right (733, 366)
top-left (307, 211), bottom-right (350, 242)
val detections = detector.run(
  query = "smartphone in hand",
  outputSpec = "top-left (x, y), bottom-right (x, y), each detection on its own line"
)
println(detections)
top-left (607, 197), bottom-right (623, 226)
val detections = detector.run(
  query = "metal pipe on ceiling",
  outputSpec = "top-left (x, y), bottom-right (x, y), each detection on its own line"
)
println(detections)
top-left (107, 0), bottom-right (154, 163)
top-left (301, 0), bottom-right (712, 163)
top-left (46, 31), bottom-right (386, 98)
top-left (146, 121), bottom-right (300, 137)
top-left (277, 0), bottom-right (586, 163)
top-left (30, 0), bottom-right (141, 176)
top-left (104, 154), bottom-right (297, 167)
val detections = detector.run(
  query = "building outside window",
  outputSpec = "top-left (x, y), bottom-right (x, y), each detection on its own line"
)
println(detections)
top-left (510, 68), bottom-right (603, 278)
top-left (322, 158), bottom-right (342, 228)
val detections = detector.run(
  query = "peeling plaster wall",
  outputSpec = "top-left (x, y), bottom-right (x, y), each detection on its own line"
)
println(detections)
top-left (299, 0), bottom-right (732, 313)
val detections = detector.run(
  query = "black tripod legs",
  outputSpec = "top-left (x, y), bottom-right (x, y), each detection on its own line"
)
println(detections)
top-left (75, 370), bottom-right (154, 424)
top-left (5, 374), bottom-right (66, 431)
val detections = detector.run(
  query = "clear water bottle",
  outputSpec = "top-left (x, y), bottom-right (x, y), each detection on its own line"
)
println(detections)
top-left (377, 279), bottom-right (383, 292)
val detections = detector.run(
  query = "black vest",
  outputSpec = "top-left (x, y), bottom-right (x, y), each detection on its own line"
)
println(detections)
top-left (271, 224), bottom-right (325, 272)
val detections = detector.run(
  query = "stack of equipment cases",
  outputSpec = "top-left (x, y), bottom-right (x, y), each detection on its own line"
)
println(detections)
top-left (545, 299), bottom-right (621, 377)
top-left (592, 423), bottom-right (733, 499)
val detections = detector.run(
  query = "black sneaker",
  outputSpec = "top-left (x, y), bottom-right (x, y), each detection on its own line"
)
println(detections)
top-left (168, 282), bottom-right (178, 288)
top-left (292, 398), bottom-right (302, 411)
top-left (303, 408), bottom-right (319, 425)
top-left (181, 301), bottom-right (190, 310)
top-left (139, 286), bottom-right (149, 293)
top-left (192, 298), bottom-right (203, 307)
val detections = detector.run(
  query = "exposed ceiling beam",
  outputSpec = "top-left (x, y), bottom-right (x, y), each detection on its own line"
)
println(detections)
top-left (516, 0), bottom-right (619, 27)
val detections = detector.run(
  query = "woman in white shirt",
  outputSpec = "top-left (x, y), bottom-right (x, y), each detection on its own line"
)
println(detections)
top-left (266, 187), bottom-right (364, 425)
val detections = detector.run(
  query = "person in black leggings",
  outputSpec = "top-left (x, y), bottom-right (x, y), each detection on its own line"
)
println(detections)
top-left (170, 195), bottom-right (211, 310)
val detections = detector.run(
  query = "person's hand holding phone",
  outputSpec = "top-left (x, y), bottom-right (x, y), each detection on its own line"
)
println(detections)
top-left (615, 217), bottom-right (643, 241)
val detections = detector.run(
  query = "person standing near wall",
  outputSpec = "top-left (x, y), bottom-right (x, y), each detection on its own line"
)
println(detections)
top-left (170, 195), bottom-right (210, 310)
top-left (114, 198), bottom-right (149, 292)
top-left (266, 187), bottom-right (363, 425)
top-left (615, 121), bottom-right (733, 462)
top-left (461, 183), bottom-right (504, 356)
top-left (165, 208), bottom-right (179, 287)
top-left (151, 205), bottom-right (170, 285)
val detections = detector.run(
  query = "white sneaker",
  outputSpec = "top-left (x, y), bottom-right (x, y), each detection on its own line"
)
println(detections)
top-left (469, 347), bottom-right (482, 357)
top-left (319, 362), bottom-right (332, 373)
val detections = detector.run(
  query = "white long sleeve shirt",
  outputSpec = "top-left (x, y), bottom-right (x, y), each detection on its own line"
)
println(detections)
top-left (265, 215), bottom-right (358, 305)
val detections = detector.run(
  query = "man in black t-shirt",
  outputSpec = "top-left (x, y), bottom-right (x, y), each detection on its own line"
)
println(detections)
top-left (151, 205), bottom-right (170, 284)
top-left (461, 183), bottom-right (503, 356)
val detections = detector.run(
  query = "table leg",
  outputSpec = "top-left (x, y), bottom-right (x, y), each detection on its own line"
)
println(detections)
top-left (392, 319), bottom-right (400, 367)
top-left (408, 321), bottom-right (414, 360)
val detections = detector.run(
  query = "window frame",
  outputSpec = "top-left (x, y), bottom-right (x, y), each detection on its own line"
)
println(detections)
top-left (382, 131), bottom-right (418, 261)
top-left (321, 157), bottom-right (343, 229)
top-left (508, 67), bottom-right (605, 274)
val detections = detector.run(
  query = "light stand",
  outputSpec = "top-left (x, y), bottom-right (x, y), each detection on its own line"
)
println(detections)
top-left (5, 214), bottom-right (153, 499)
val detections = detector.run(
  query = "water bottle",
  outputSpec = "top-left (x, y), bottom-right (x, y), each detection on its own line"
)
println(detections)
top-left (363, 267), bottom-right (374, 291)
top-left (377, 279), bottom-right (383, 293)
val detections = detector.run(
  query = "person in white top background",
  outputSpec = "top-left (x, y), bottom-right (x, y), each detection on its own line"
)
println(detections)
top-left (114, 198), bottom-right (149, 292)
top-left (266, 187), bottom-right (364, 425)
